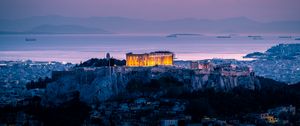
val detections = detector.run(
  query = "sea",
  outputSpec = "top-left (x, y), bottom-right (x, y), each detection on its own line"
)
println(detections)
top-left (0, 34), bottom-right (299, 63)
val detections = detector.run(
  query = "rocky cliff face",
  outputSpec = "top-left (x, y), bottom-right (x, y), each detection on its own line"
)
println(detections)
top-left (42, 67), bottom-right (260, 106)
top-left (190, 73), bottom-right (259, 92)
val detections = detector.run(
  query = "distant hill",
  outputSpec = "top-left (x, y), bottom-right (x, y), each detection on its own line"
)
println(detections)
top-left (0, 15), bottom-right (300, 34)
top-left (244, 43), bottom-right (300, 60)
top-left (244, 44), bottom-right (300, 84)
top-left (27, 24), bottom-right (111, 34)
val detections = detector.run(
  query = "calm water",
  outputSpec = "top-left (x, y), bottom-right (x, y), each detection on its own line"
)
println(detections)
top-left (0, 34), bottom-right (299, 63)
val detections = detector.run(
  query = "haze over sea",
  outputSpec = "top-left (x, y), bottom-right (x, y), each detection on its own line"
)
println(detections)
top-left (0, 34), bottom-right (299, 63)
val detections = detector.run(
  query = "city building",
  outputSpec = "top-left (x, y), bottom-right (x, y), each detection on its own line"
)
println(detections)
top-left (126, 51), bottom-right (174, 67)
top-left (190, 61), bottom-right (199, 69)
top-left (160, 119), bottom-right (179, 126)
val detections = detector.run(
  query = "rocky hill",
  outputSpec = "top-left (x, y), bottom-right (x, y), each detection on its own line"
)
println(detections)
top-left (42, 66), bottom-right (260, 106)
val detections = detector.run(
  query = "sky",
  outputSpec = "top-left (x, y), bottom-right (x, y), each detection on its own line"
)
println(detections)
top-left (0, 0), bottom-right (300, 22)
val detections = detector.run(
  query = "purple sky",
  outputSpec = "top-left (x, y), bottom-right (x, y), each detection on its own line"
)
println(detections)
top-left (1, 0), bottom-right (300, 21)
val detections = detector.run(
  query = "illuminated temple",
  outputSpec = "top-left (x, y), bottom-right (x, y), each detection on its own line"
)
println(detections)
top-left (126, 51), bottom-right (174, 67)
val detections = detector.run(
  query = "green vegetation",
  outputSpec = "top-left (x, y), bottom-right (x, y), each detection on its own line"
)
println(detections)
top-left (125, 76), bottom-right (300, 121)
top-left (77, 58), bottom-right (126, 67)
top-left (0, 92), bottom-right (90, 126)
top-left (126, 76), bottom-right (185, 96)
top-left (26, 77), bottom-right (53, 89)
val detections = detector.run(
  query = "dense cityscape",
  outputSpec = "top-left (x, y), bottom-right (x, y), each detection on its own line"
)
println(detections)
top-left (0, 44), bottom-right (300, 125)
top-left (1, 0), bottom-right (300, 125)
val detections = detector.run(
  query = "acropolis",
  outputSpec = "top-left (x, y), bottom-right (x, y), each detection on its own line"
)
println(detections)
top-left (126, 51), bottom-right (174, 67)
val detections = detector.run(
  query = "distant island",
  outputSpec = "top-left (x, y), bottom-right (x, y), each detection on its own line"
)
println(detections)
top-left (0, 24), bottom-right (111, 34)
top-left (25, 38), bottom-right (37, 41)
top-left (216, 35), bottom-right (231, 38)
top-left (248, 35), bottom-right (264, 40)
top-left (166, 33), bottom-right (202, 38)
top-left (278, 36), bottom-right (292, 39)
